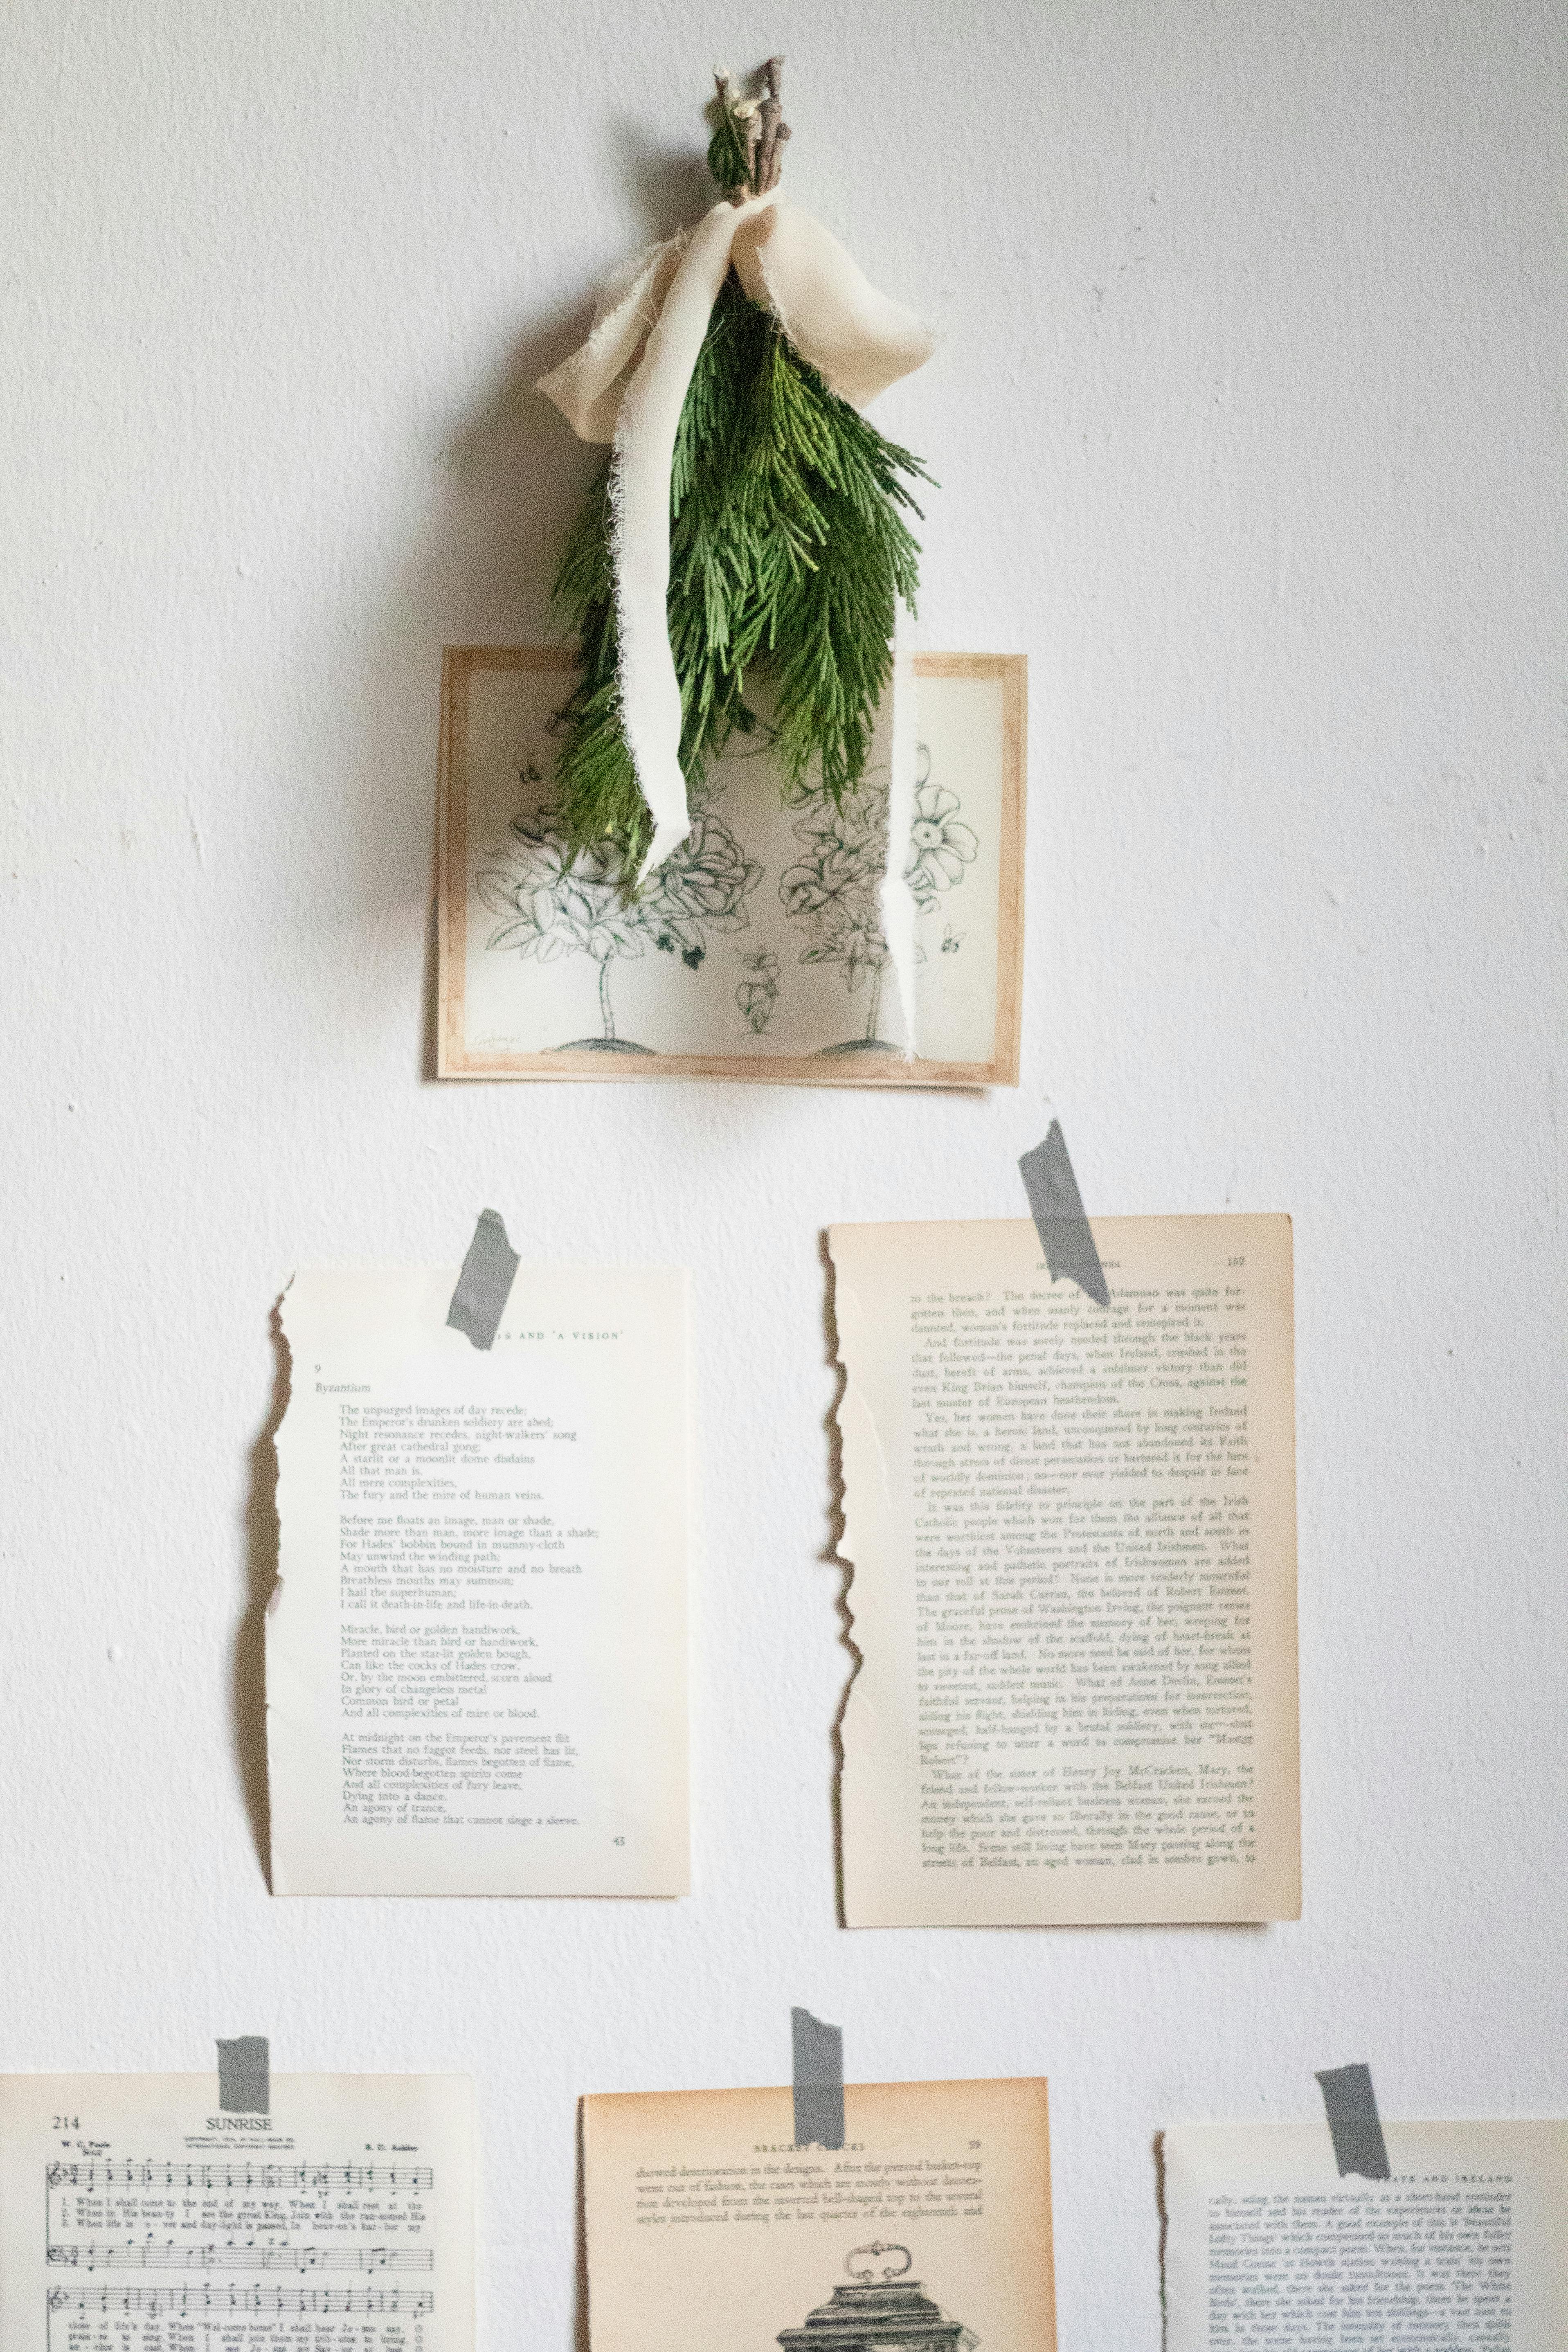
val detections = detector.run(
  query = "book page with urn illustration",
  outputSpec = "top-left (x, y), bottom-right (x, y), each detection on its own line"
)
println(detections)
top-left (831, 1214), bottom-right (1300, 1926)
top-left (583, 2077), bottom-right (1053, 2352)
top-left (0, 2072), bottom-right (472, 2352)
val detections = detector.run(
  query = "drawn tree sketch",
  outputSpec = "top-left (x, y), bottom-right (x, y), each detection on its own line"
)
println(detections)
top-left (779, 741), bottom-right (980, 1049)
top-left (479, 790), bottom-right (762, 1052)
top-left (778, 786), bottom-right (895, 1052)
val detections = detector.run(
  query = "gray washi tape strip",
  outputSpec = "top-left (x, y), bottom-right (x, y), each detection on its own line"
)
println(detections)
top-left (446, 1208), bottom-right (520, 1351)
top-left (1316, 2063), bottom-right (1390, 2180)
top-left (791, 2008), bottom-right (844, 2151)
top-left (216, 2037), bottom-right (270, 2115)
top-left (1018, 1120), bottom-right (1109, 1308)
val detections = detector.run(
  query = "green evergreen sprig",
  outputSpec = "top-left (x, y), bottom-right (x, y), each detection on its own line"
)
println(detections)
top-left (549, 62), bottom-right (932, 873)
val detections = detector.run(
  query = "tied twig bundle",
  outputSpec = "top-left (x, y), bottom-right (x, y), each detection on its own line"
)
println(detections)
top-left (540, 59), bottom-right (934, 878)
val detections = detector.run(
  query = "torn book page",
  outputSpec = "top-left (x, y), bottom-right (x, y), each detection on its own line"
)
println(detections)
top-left (1164, 2119), bottom-right (1568, 2349)
top-left (830, 1214), bottom-right (1300, 1926)
top-left (583, 2076), bottom-right (1054, 2352)
top-left (268, 1263), bottom-right (690, 1896)
top-left (0, 2070), bottom-right (472, 2350)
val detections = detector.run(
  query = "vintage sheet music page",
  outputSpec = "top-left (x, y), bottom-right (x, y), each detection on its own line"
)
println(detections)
top-left (1164, 2119), bottom-right (1568, 2347)
top-left (268, 1264), bottom-right (690, 1896)
top-left (0, 2071), bottom-right (472, 2351)
top-left (583, 2075), bottom-right (1054, 2352)
top-left (831, 1214), bottom-right (1299, 1925)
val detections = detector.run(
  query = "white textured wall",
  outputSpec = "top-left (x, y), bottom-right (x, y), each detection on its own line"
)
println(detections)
top-left (2, 4), bottom-right (1564, 2344)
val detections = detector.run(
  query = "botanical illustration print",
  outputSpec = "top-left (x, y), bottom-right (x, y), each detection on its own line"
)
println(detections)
top-left (479, 782), bottom-right (761, 1052)
top-left (475, 719), bottom-right (981, 1058)
top-left (777, 742), bottom-right (980, 1052)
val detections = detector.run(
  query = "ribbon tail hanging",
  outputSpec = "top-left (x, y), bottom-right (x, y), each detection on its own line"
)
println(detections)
top-left (608, 194), bottom-right (777, 878)
top-left (538, 189), bottom-right (934, 882)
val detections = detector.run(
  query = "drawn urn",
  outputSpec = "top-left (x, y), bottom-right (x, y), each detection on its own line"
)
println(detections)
top-left (778, 2244), bottom-right (974, 2352)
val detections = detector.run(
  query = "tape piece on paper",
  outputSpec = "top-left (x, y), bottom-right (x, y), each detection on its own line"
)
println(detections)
top-left (216, 2037), bottom-right (270, 2115)
top-left (1018, 1120), bottom-right (1109, 1308)
top-left (446, 1209), bottom-right (520, 1351)
top-left (1316, 2064), bottom-right (1390, 2181)
top-left (792, 2008), bottom-right (845, 2150)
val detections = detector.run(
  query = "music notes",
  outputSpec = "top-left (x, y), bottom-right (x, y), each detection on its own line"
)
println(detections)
top-left (47, 2284), bottom-right (434, 2317)
top-left (5, 2072), bottom-right (470, 2347)
top-left (47, 2240), bottom-right (433, 2273)
top-left (46, 2160), bottom-right (433, 2193)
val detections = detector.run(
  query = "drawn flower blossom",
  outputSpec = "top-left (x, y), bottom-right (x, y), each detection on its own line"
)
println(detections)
top-left (480, 796), bottom-right (760, 1047)
top-left (647, 815), bottom-right (763, 966)
top-left (778, 787), bottom-right (894, 1045)
top-left (905, 768), bottom-right (978, 914)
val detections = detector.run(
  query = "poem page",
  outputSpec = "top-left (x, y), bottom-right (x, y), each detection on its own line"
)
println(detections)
top-left (831, 1215), bottom-right (1299, 1925)
top-left (0, 2071), bottom-right (472, 2352)
top-left (268, 1264), bottom-right (689, 1896)
top-left (583, 2076), bottom-right (1053, 2352)
top-left (1164, 2120), bottom-right (1568, 2350)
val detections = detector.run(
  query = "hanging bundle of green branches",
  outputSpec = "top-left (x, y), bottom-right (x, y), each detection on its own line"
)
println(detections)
top-left (549, 63), bottom-right (932, 872)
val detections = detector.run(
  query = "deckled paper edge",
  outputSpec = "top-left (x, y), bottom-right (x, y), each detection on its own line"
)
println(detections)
top-left (881, 621), bottom-right (919, 1058)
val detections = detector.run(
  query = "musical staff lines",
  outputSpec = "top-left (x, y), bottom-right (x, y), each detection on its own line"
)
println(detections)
top-left (47, 2284), bottom-right (433, 2317)
top-left (48, 2240), bottom-right (432, 2273)
top-left (46, 2159), bottom-right (432, 2194)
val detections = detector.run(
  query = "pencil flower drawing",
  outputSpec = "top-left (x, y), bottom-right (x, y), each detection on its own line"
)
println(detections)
top-left (777, 740), bottom-right (981, 1049)
top-left (904, 746), bottom-right (977, 913)
top-left (480, 794), bottom-right (761, 1050)
top-left (778, 785), bottom-right (895, 1050)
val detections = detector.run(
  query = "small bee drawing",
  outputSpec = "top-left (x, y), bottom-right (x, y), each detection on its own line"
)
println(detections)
top-left (940, 925), bottom-right (965, 955)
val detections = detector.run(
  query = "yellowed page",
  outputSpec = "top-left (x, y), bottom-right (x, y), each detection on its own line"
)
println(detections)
top-left (1165, 2119), bottom-right (1568, 2348)
top-left (0, 2071), bottom-right (472, 2350)
top-left (437, 650), bottom-right (1025, 1088)
top-left (268, 1264), bottom-right (689, 1895)
top-left (832, 1214), bottom-right (1298, 1924)
top-left (583, 2076), bottom-right (1053, 2352)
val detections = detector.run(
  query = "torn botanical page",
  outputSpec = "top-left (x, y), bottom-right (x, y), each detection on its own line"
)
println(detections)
top-left (438, 649), bottom-right (1024, 1085)
top-left (583, 2076), bottom-right (1055, 2352)
top-left (267, 1262), bottom-right (690, 1896)
top-left (1164, 2120), bottom-right (1568, 2349)
top-left (0, 2070), bottom-right (473, 2350)
top-left (830, 1213), bottom-right (1300, 1926)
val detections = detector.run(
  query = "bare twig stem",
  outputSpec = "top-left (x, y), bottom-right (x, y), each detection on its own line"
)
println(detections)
top-left (756, 53), bottom-right (787, 192)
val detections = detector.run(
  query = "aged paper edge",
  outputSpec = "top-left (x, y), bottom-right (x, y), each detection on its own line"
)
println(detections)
top-left (831, 1215), bottom-right (1302, 1929)
top-left (435, 647), bottom-right (1027, 1087)
top-left (582, 2077), bottom-right (1056, 2352)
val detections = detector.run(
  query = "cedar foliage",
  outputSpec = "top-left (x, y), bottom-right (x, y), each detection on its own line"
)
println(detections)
top-left (548, 72), bottom-right (931, 872)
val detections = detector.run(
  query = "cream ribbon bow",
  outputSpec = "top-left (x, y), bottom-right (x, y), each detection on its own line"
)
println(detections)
top-left (538, 192), bottom-right (934, 876)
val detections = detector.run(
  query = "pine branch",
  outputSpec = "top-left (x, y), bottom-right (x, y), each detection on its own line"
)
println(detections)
top-left (549, 67), bottom-right (932, 872)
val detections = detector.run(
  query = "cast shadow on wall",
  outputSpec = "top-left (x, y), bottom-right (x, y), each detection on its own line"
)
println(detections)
top-left (232, 139), bottom-right (715, 1880)
top-left (820, 1230), bottom-right (862, 1930)
top-left (235, 1297), bottom-right (290, 1885)
top-left (406, 132), bottom-right (715, 1078)
top-left (232, 142), bottom-right (804, 1872)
